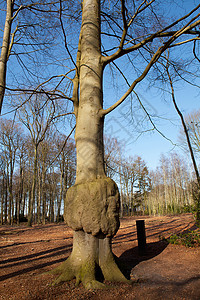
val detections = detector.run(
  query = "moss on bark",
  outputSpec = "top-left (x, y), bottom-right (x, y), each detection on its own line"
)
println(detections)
top-left (64, 177), bottom-right (120, 237)
top-left (48, 231), bottom-right (130, 289)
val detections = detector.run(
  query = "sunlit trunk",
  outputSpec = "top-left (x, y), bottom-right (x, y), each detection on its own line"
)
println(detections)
top-left (0, 171), bottom-right (4, 224)
top-left (17, 161), bottom-right (23, 224)
top-left (4, 172), bottom-right (8, 223)
top-left (42, 163), bottom-right (47, 225)
top-left (0, 0), bottom-right (13, 113)
top-left (75, 1), bottom-right (104, 184)
top-left (28, 145), bottom-right (38, 226)
top-left (57, 157), bottom-right (64, 222)
top-left (50, 0), bottom-right (129, 288)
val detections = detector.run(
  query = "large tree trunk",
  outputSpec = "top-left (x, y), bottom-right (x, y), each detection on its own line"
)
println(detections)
top-left (49, 0), bottom-right (129, 289)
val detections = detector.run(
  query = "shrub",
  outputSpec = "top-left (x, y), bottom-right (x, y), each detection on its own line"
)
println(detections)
top-left (168, 230), bottom-right (200, 247)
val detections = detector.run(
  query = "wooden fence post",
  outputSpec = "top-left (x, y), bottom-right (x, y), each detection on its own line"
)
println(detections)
top-left (136, 219), bottom-right (147, 255)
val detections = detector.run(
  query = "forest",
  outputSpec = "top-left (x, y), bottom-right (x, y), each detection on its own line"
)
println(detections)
top-left (0, 109), bottom-right (199, 225)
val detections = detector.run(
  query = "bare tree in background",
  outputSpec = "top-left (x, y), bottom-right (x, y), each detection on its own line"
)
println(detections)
top-left (181, 110), bottom-right (200, 155)
top-left (0, 119), bottom-right (22, 224)
top-left (0, 0), bottom-right (65, 114)
top-left (17, 95), bottom-right (60, 226)
top-left (167, 69), bottom-right (200, 223)
top-left (147, 152), bottom-right (193, 215)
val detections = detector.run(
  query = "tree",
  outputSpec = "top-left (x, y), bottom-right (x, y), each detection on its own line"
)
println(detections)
top-left (167, 69), bottom-right (200, 222)
top-left (146, 152), bottom-right (193, 216)
top-left (46, 0), bottom-right (200, 288)
top-left (133, 156), bottom-right (150, 214)
top-left (183, 110), bottom-right (200, 156)
top-left (17, 95), bottom-right (59, 226)
top-left (120, 156), bottom-right (137, 215)
top-left (0, 118), bottom-right (22, 224)
top-left (119, 155), bottom-right (150, 215)
top-left (0, 0), bottom-right (62, 114)
top-left (0, 151), bottom-right (7, 224)
top-left (184, 111), bottom-right (200, 222)
top-left (13, 132), bottom-right (27, 224)
top-left (104, 136), bottom-right (121, 178)
top-left (53, 134), bottom-right (76, 222)
top-left (0, 0), bottom-right (14, 113)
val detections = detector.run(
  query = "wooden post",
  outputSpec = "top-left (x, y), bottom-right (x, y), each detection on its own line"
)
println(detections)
top-left (136, 220), bottom-right (147, 255)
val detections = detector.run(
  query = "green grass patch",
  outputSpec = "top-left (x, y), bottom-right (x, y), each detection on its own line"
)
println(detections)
top-left (168, 230), bottom-right (200, 247)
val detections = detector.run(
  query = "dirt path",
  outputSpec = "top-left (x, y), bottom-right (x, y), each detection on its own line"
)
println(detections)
top-left (0, 214), bottom-right (199, 299)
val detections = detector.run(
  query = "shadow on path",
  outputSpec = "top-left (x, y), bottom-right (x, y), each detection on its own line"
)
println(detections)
top-left (119, 240), bottom-right (169, 279)
top-left (0, 244), bottom-right (72, 282)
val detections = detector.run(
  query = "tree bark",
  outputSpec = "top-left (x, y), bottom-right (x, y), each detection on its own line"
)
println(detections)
top-left (4, 172), bottom-right (8, 223)
top-left (17, 159), bottom-right (23, 224)
top-left (57, 157), bottom-right (64, 222)
top-left (0, 171), bottom-right (5, 224)
top-left (28, 145), bottom-right (38, 226)
top-left (37, 170), bottom-right (41, 225)
top-left (42, 163), bottom-right (47, 225)
top-left (75, 0), bottom-right (104, 184)
top-left (0, 0), bottom-right (13, 114)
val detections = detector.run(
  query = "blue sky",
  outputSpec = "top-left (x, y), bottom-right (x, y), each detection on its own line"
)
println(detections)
top-left (105, 80), bottom-right (200, 170)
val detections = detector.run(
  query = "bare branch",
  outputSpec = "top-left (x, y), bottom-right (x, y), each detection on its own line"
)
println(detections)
top-left (12, 1), bottom-right (60, 20)
top-left (166, 67), bottom-right (200, 185)
top-left (119, 0), bottom-right (127, 50)
top-left (59, 0), bottom-right (77, 69)
top-left (7, 23), bottom-right (19, 59)
top-left (127, 0), bottom-right (156, 28)
top-left (193, 39), bottom-right (200, 63)
top-left (112, 0), bottom-right (156, 56)
top-left (102, 5), bottom-right (200, 65)
top-left (100, 18), bottom-right (200, 116)
top-left (47, 125), bottom-right (76, 169)
top-left (168, 37), bottom-right (200, 48)
top-left (72, 30), bottom-right (82, 116)
top-left (133, 90), bottom-right (175, 144)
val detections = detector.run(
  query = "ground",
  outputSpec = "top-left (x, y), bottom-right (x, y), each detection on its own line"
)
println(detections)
top-left (0, 213), bottom-right (199, 300)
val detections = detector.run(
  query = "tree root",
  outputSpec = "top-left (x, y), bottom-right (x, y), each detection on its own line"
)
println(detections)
top-left (47, 254), bottom-right (131, 289)
top-left (46, 231), bottom-right (131, 290)
top-left (48, 256), bottom-right (106, 289)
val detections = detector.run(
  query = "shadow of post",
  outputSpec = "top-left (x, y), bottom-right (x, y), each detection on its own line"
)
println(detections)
top-left (118, 240), bottom-right (169, 279)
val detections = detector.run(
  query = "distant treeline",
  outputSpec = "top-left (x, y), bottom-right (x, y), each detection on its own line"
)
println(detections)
top-left (0, 118), bottom-right (197, 225)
